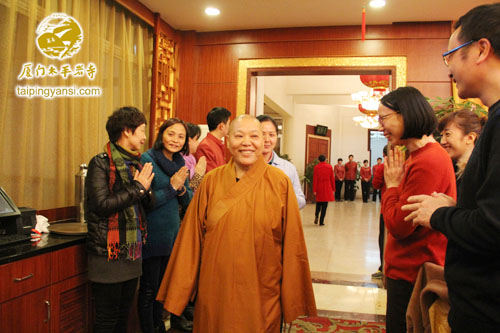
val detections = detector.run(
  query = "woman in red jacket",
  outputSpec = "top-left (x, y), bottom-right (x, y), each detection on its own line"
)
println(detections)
top-left (378, 87), bottom-right (456, 332)
top-left (313, 155), bottom-right (335, 226)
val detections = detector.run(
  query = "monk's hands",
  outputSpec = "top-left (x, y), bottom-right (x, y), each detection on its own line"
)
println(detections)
top-left (402, 192), bottom-right (456, 228)
top-left (134, 162), bottom-right (154, 191)
top-left (170, 166), bottom-right (189, 190)
top-left (195, 156), bottom-right (207, 177)
top-left (384, 148), bottom-right (405, 188)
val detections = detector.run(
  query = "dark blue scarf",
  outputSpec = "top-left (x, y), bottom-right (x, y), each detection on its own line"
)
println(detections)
top-left (150, 148), bottom-right (185, 177)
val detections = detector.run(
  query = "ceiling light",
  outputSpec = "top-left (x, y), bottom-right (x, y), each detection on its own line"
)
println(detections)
top-left (369, 0), bottom-right (386, 8)
top-left (205, 7), bottom-right (220, 16)
top-left (353, 115), bottom-right (380, 129)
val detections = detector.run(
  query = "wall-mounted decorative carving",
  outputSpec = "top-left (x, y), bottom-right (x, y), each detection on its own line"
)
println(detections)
top-left (153, 32), bottom-right (177, 135)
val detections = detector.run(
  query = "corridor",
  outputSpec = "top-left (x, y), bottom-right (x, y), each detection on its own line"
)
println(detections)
top-left (301, 199), bottom-right (386, 324)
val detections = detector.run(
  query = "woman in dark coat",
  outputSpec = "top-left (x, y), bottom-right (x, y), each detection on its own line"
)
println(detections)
top-left (85, 106), bottom-right (154, 332)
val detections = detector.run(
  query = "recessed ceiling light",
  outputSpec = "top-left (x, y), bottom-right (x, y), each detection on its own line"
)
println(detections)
top-left (369, 0), bottom-right (386, 8)
top-left (205, 7), bottom-right (220, 16)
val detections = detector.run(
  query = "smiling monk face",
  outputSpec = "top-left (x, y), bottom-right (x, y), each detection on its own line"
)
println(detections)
top-left (227, 115), bottom-right (264, 169)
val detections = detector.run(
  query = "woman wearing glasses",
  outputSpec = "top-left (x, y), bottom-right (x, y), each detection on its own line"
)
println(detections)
top-left (378, 87), bottom-right (457, 332)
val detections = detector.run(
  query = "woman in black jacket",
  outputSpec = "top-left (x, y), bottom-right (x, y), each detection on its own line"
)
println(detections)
top-left (85, 106), bottom-right (154, 332)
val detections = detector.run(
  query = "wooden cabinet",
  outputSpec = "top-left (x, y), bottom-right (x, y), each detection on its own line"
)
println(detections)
top-left (0, 286), bottom-right (51, 333)
top-left (51, 273), bottom-right (89, 333)
top-left (0, 252), bottom-right (51, 303)
top-left (0, 244), bottom-right (88, 333)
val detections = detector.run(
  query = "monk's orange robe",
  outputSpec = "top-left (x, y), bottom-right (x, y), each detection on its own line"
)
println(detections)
top-left (156, 157), bottom-right (317, 332)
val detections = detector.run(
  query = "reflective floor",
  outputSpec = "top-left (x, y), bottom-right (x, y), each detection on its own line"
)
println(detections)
top-left (302, 199), bottom-right (386, 321)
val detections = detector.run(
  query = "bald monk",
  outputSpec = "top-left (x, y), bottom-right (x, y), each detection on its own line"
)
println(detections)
top-left (156, 115), bottom-right (317, 332)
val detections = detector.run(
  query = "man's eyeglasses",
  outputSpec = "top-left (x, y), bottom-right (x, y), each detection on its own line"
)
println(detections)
top-left (442, 40), bottom-right (476, 66)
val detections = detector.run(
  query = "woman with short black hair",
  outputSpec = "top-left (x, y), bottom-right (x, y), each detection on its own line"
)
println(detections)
top-left (378, 87), bottom-right (456, 332)
top-left (85, 106), bottom-right (154, 332)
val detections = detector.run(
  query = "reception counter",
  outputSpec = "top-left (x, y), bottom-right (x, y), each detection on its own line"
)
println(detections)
top-left (0, 233), bottom-right (86, 265)
top-left (0, 232), bottom-right (88, 332)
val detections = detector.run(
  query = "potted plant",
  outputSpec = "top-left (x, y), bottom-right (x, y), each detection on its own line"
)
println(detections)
top-left (353, 161), bottom-right (362, 198)
top-left (427, 96), bottom-right (488, 119)
top-left (303, 159), bottom-right (319, 202)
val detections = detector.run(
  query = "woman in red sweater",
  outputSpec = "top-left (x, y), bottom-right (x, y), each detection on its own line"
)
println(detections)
top-left (378, 87), bottom-right (456, 332)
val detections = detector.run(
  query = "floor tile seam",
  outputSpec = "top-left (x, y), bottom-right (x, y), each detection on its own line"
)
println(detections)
top-left (312, 279), bottom-right (383, 289)
top-left (315, 309), bottom-right (386, 323)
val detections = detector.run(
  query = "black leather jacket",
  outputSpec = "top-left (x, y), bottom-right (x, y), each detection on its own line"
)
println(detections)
top-left (84, 152), bottom-right (154, 257)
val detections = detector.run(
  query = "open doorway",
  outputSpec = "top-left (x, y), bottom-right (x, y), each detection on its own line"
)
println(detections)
top-left (369, 130), bottom-right (388, 166)
top-left (236, 56), bottom-right (406, 195)
top-left (255, 74), bottom-right (391, 199)
top-left (236, 57), bottom-right (405, 313)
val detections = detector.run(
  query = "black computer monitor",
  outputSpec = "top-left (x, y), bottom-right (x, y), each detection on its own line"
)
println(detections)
top-left (0, 187), bottom-right (20, 218)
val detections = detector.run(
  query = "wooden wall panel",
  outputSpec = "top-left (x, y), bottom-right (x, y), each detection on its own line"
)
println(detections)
top-left (176, 22), bottom-right (453, 123)
top-left (196, 45), bottom-right (240, 83)
top-left (409, 82), bottom-right (452, 100)
top-left (196, 22), bottom-right (452, 45)
top-left (176, 32), bottom-right (198, 122)
top-left (38, 206), bottom-right (76, 222)
top-left (115, 0), bottom-right (155, 26)
top-left (187, 83), bottom-right (238, 124)
top-left (404, 39), bottom-right (451, 81)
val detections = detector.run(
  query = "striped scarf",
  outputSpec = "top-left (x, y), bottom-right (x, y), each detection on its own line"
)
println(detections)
top-left (106, 142), bottom-right (146, 261)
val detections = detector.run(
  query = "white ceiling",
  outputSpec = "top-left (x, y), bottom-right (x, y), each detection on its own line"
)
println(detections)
top-left (262, 75), bottom-right (373, 114)
top-left (138, 0), bottom-right (492, 32)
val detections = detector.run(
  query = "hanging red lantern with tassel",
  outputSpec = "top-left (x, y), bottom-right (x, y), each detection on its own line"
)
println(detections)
top-left (354, 75), bottom-right (390, 116)
top-left (361, 7), bottom-right (366, 41)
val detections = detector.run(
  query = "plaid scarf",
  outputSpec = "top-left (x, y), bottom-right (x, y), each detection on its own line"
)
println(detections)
top-left (106, 142), bottom-right (146, 261)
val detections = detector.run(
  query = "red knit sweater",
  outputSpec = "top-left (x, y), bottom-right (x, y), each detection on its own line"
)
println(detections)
top-left (382, 142), bottom-right (456, 283)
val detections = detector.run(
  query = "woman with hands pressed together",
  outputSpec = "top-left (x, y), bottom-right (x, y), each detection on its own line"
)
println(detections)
top-left (85, 107), bottom-right (155, 332)
top-left (402, 109), bottom-right (485, 227)
top-left (138, 118), bottom-right (193, 333)
top-left (378, 87), bottom-right (456, 333)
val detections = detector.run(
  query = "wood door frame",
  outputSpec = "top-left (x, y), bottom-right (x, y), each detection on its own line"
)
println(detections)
top-left (305, 133), bottom-right (331, 171)
top-left (305, 126), bottom-right (331, 202)
top-left (236, 56), bottom-right (407, 116)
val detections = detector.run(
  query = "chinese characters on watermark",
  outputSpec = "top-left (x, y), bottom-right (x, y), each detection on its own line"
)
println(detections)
top-left (17, 62), bottom-right (97, 80)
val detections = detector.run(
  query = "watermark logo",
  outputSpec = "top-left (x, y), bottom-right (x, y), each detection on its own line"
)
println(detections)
top-left (16, 13), bottom-right (101, 99)
top-left (36, 13), bottom-right (83, 60)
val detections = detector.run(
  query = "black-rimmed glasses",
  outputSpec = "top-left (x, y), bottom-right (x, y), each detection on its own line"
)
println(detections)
top-left (442, 40), bottom-right (476, 66)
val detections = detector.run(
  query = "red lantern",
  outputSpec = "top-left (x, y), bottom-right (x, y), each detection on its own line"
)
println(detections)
top-left (358, 104), bottom-right (378, 116)
top-left (360, 75), bottom-right (390, 90)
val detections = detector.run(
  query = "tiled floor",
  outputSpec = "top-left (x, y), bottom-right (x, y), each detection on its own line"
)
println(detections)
top-left (301, 200), bottom-right (386, 322)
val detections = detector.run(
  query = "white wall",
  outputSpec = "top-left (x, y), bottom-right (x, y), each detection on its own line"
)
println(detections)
top-left (261, 76), bottom-right (293, 114)
top-left (262, 75), bottom-right (376, 197)
top-left (283, 104), bottom-right (370, 177)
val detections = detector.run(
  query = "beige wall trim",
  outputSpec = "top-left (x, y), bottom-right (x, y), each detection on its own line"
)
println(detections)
top-left (237, 56), bottom-right (407, 116)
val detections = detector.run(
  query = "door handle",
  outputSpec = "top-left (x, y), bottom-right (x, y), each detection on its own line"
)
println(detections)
top-left (44, 300), bottom-right (51, 323)
top-left (13, 273), bottom-right (33, 282)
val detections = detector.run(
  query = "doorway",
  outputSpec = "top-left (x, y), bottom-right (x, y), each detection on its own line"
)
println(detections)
top-left (305, 124), bottom-right (331, 201)
top-left (236, 56), bottom-right (407, 116)
top-left (238, 56), bottom-right (406, 194)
